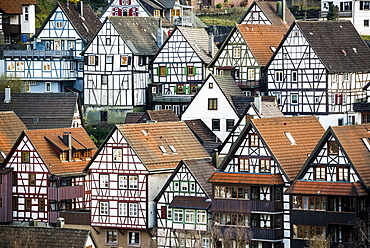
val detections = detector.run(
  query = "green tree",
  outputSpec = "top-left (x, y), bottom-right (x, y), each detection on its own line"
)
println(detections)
top-left (326, 4), bottom-right (338, 20)
top-left (0, 73), bottom-right (25, 93)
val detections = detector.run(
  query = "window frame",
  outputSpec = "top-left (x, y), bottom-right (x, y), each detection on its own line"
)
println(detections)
top-left (106, 230), bottom-right (118, 245)
top-left (275, 71), bottom-right (283, 82)
top-left (315, 167), bottom-right (326, 181)
top-left (238, 158), bottom-right (249, 172)
top-left (128, 231), bottom-right (140, 246)
top-left (226, 119), bottom-right (234, 132)
top-left (119, 202), bottom-right (128, 216)
top-left (208, 98), bottom-right (218, 110)
top-left (291, 93), bottom-right (299, 105)
top-left (129, 175), bottom-right (138, 189)
top-left (119, 175), bottom-right (128, 189)
top-left (29, 173), bottom-right (36, 186)
top-left (328, 141), bottom-right (339, 155)
top-left (99, 174), bottom-right (109, 188)
top-left (259, 159), bottom-right (270, 172)
top-left (249, 134), bottom-right (259, 146)
top-left (100, 201), bottom-right (109, 215)
top-left (129, 203), bottom-right (138, 217)
top-left (38, 199), bottom-right (45, 211)
top-left (21, 151), bottom-right (30, 163)
top-left (212, 119), bottom-right (220, 131)
top-left (113, 148), bottom-right (123, 162)
top-left (337, 167), bottom-right (349, 181)
top-left (232, 46), bottom-right (241, 58)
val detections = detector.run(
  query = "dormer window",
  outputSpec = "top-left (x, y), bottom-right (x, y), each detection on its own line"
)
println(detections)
top-left (60, 151), bottom-right (67, 161)
top-left (284, 132), bottom-right (297, 145)
top-left (159, 146), bottom-right (168, 155)
top-left (73, 151), bottom-right (81, 160)
top-left (84, 150), bottom-right (91, 159)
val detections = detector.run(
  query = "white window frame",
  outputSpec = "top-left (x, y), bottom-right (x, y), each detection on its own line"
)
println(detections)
top-left (119, 202), bottom-right (127, 216)
top-left (119, 175), bottom-right (128, 189)
top-left (181, 181), bottom-right (188, 192)
top-left (105, 230), bottom-right (118, 245)
top-left (173, 209), bottom-right (183, 222)
top-left (128, 231), bottom-right (140, 246)
top-left (129, 203), bottom-right (138, 217)
top-left (45, 82), bottom-right (51, 92)
top-left (100, 202), bottom-right (109, 215)
top-left (129, 175), bottom-right (138, 189)
top-left (100, 174), bottom-right (109, 188)
top-left (275, 71), bottom-right (283, 82)
top-left (185, 210), bottom-right (195, 223)
top-left (197, 210), bottom-right (207, 224)
top-left (113, 148), bottom-right (122, 162)
top-left (88, 55), bottom-right (96, 66)
top-left (291, 93), bottom-right (299, 104)
top-left (248, 68), bottom-right (255, 80)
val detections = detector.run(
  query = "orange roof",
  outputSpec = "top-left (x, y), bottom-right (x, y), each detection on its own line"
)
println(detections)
top-left (331, 124), bottom-right (370, 187)
top-left (238, 24), bottom-right (287, 66)
top-left (23, 127), bottom-right (96, 176)
top-left (0, 111), bottom-right (27, 164)
top-left (285, 180), bottom-right (368, 196)
top-left (116, 122), bottom-right (210, 171)
top-left (0, 0), bottom-right (37, 14)
top-left (208, 172), bottom-right (284, 185)
top-left (253, 116), bottom-right (324, 180)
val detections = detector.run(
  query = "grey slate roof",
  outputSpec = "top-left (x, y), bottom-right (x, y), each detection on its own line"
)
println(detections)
top-left (0, 93), bottom-right (81, 130)
top-left (183, 158), bottom-right (215, 197)
top-left (297, 21), bottom-right (370, 73)
top-left (231, 96), bottom-right (254, 117)
top-left (57, 2), bottom-right (101, 43)
top-left (177, 26), bottom-right (218, 64)
top-left (0, 226), bottom-right (92, 248)
top-left (109, 16), bottom-right (173, 55)
top-left (213, 75), bottom-right (246, 116)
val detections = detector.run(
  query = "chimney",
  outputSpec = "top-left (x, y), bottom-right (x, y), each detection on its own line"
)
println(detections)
top-left (212, 149), bottom-right (219, 168)
top-left (157, 19), bottom-right (163, 48)
top-left (78, 1), bottom-right (83, 18)
top-left (4, 86), bottom-right (11, 104)
top-left (63, 132), bottom-right (73, 162)
top-left (208, 33), bottom-right (214, 57)
top-left (276, 0), bottom-right (286, 22)
top-left (254, 95), bottom-right (262, 113)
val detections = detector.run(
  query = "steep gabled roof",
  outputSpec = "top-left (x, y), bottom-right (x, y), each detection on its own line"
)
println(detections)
top-left (285, 181), bottom-right (367, 196)
top-left (184, 119), bottom-right (219, 143)
top-left (176, 26), bottom-right (218, 64)
top-left (220, 116), bottom-right (324, 180)
top-left (183, 158), bottom-right (215, 197)
top-left (138, 109), bottom-right (180, 123)
top-left (0, 93), bottom-right (81, 130)
top-left (209, 172), bottom-right (284, 185)
top-left (239, 1), bottom-right (295, 27)
top-left (0, 225), bottom-right (94, 248)
top-left (296, 21), bottom-right (370, 73)
top-left (5, 127), bottom-right (96, 176)
top-left (0, 111), bottom-right (27, 164)
top-left (238, 24), bottom-right (287, 66)
top-left (0, 0), bottom-right (37, 14)
top-left (116, 122), bottom-right (210, 171)
top-left (109, 16), bottom-right (173, 55)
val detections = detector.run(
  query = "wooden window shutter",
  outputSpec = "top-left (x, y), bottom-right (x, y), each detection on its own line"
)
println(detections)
top-left (193, 67), bottom-right (197, 75)
top-left (84, 56), bottom-right (88, 65)
top-left (128, 56), bottom-right (132, 65)
top-left (156, 67), bottom-right (159, 76)
top-left (161, 206), bottom-right (167, 219)
top-left (95, 56), bottom-right (99, 66)
top-left (119, 0), bottom-right (122, 4)
top-left (339, 94), bottom-right (343, 105)
top-left (340, 2), bottom-right (343, 11)
top-left (165, 67), bottom-right (169, 76)
top-left (184, 67), bottom-right (188, 75)
top-left (335, 94), bottom-right (339, 105)
top-left (360, 1), bottom-right (364, 10)
top-left (128, 0), bottom-right (131, 4)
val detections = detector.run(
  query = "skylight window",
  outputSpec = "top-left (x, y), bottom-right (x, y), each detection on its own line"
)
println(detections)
top-left (159, 146), bottom-right (168, 155)
top-left (169, 145), bottom-right (177, 153)
top-left (362, 138), bottom-right (370, 151)
top-left (270, 47), bottom-right (276, 52)
top-left (141, 130), bottom-right (149, 136)
top-left (284, 132), bottom-right (297, 145)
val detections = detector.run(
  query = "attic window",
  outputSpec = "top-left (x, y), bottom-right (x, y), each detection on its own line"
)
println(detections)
top-left (309, 32), bottom-right (313, 35)
top-left (82, 23), bottom-right (89, 32)
top-left (353, 48), bottom-right (357, 53)
top-left (362, 138), bottom-right (370, 152)
top-left (159, 146), bottom-right (168, 155)
top-left (270, 47), bottom-right (276, 52)
top-left (194, 44), bottom-right (200, 52)
top-left (284, 132), bottom-right (296, 145)
top-left (168, 145), bottom-right (177, 153)
top-left (141, 130), bottom-right (149, 136)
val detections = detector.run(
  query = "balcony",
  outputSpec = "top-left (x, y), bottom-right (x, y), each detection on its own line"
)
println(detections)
top-left (236, 80), bottom-right (260, 89)
top-left (212, 198), bottom-right (282, 213)
top-left (353, 102), bottom-right (370, 112)
top-left (251, 227), bottom-right (284, 240)
top-left (319, 11), bottom-right (352, 18)
top-left (48, 185), bottom-right (84, 201)
top-left (59, 210), bottom-right (91, 225)
top-left (2, 24), bottom-right (21, 34)
top-left (2, 49), bottom-right (75, 59)
top-left (291, 210), bottom-right (357, 226)
top-left (152, 93), bottom-right (193, 103)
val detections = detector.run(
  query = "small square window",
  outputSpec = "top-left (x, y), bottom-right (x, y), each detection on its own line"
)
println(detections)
top-left (209, 82), bottom-right (213, 89)
top-left (190, 85), bottom-right (198, 94)
top-left (259, 159), bottom-right (270, 172)
top-left (121, 55), bottom-right (129, 66)
top-left (119, 175), bottom-right (128, 189)
top-left (181, 181), bottom-right (188, 192)
top-left (249, 134), bottom-right (259, 146)
top-left (328, 141), bottom-right (339, 155)
top-left (185, 66), bottom-right (196, 76)
top-left (106, 37), bottom-right (111, 45)
top-left (315, 167), bottom-right (326, 180)
top-left (22, 151), bottom-right (30, 163)
top-left (100, 174), bottom-right (109, 188)
top-left (212, 119), bottom-right (220, 131)
top-left (239, 158), bottom-right (249, 172)
top-left (106, 56), bottom-right (113, 64)
top-left (176, 85), bottom-right (185, 94)
top-left (365, 20), bottom-right (369, 27)
top-left (100, 202), bottom-right (109, 215)
top-left (129, 175), bottom-right (138, 189)
top-left (43, 63), bottom-right (51, 71)
top-left (154, 10), bottom-right (160, 17)
top-left (113, 148), bottom-right (122, 162)
top-left (106, 230), bottom-right (118, 245)
top-left (291, 94), bottom-right (298, 104)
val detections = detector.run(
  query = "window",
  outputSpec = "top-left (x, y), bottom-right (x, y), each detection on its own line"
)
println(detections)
top-left (154, 10), bottom-right (160, 17)
top-left (249, 134), bottom-right (259, 146)
top-left (12, 173), bottom-right (17, 186)
top-left (291, 93), bottom-right (298, 104)
top-left (29, 173), bottom-right (36, 186)
top-left (73, 151), bottom-right (81, 160)
top-left (113, 148), bottom-right (122, 162)
top-left (78, 62), bottom-right (84, 71)
top-left (181, 182), bottom-right (188, 192)
top-left (190, 85), bottom-right (198, 94)
top-left (158, 66), bottom-right (168, 76)
top-left (106, 37), bottom-right (111, 45)
top-left (293, 225), bottom-right (326, 239)
top-left (214, 186), bottom-right (249, 200)
top-left (259, 159), bottom-right (270, 172)
top-left (100, 174), bottom-right (109, 188)
top-left (340, 1), bottom-right (352, 11)
top-left (55, 21), bottom-right (63, 28)
top-left (45, 82), bottom-right (51, 92)
top-left (176, 85), bottom-right (185, 94)
top-left (128, 231), bottom-right (140, 245)
top-left (337, 167), bottom-right (349, 181)
top-left (13, 198), bottom-right (18, 210)
top-left (21, 151), bottom-right (30, 163)
top-left (197, 210), bottom-right (207, 224)
top-left (238, 158), bottom-right (249, 172)
top-left (38, 199), bottom-right (45, 211)
top-left (88, 55), bottom-right (97, 66)
top-left (139, 56), bottom-right (146, 66)
top-left (24, 7), bottom-right (29, 21)
top-left (190, 182), bottom-right (196, 192)
top-left (106, 230), bottom-right (118, 245)
top-left (129, 176), bottom-right (138, 189)
top-left (365, 20), bottom-right (369, 27)
top-left (202, 237), bottom-right (210, 248)
top-left (209, 82), bottom-right (213, 89)
top-left (121, 55), bottom-right (129, 66)
top-left (171, 9), bottom-right (180, 16)
top-left (214, 212), bottom-right (249, 226)
top-left (315, 167), bottom-right (326, 180)
top-left (212, 119), bottom-right (220, 131)
top-left (360, 1), bottom-right (370, 10)
top-left (275, 187), bottom-right (282, 202)
top-left (174, 209), bottom-right (183, 222)
top-left (173, 181), bottom-right (179, 192)
top-left (275, 71), bottom-right (283, 82)
top-left (119, 175), bottom-right (128, 189)
top-left (328, 141), bottom-right (339, 155)
top-left (102, 75), bottom-right (108, 84)
top-left (226, 119), bottom-right (234, 132)
top-left (119, 202), bottom-right (127, 216)
top-left (106, 56), bottom-right (113, 64)
top-left (233, 46), bottom-right (241, 58)
top-left (100, 202), bottom-right (109, 215)
top-left (84, 150), bottom-right (91, 159)
top-left (185, 210), bottom-right (195, 223)
top-left (185, 66), bottom-right (196, 76)
top-left (248, 68), bottom-right (255, 80)
top-left (25, 198), bottom-right (31, 211)
top-left (208, 98), bottom-right (218, 110)
top-left (292, 70), bottom-right (298, 82)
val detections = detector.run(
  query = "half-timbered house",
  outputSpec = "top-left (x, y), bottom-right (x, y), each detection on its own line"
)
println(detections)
top-left (154, 158), bottom-right (215, 248)
top-left (239, 0), bottom-right (295, 27)
top-left (1, 1), bottom-right (101, 93)
top-left (265, 21), bottom-right (370, 129)
top-left (150, 26), bottom-right (218, 116)
top-left (208, 116), bottom-right (324, 248)
top-left (99, 0), bottom-right (151, 21)
top-left (286, 124), bottom-right (370, 247)
top-left (0, 127), bottom-right (96, 225)
top-left (208, 24), bottom-right (287, 95)
top-left (181, 74), bottom-right (248, 142)
top-left (0, 0), bottom-right (37, 43)
top-left (83, 16), bottom-right (173, 124)
top-left (85, 121), bottom-right (209, 247)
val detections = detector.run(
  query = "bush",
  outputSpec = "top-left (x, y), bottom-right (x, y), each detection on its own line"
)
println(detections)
top-left (216, 3), bottom-right (223, 8)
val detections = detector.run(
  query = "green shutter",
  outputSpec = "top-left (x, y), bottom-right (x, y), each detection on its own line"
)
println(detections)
top-left (193, 67), bottom-right (197, 75)
top-left (184, 66), bottom-right (188, 75)
top-left (165, 67), bottom-right (169, 76)
top-left (174, 85), bottom-right (177, 93)
top-left (156, 67), bottom-right (159, 76)
top-left (186, 85), bottom-right (190, 94)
